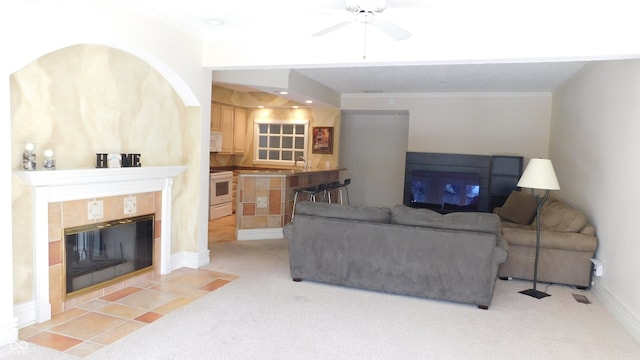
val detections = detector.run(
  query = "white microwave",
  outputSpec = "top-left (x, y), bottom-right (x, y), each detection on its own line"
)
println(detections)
top-left (210, 131), bottom-right (222, 152)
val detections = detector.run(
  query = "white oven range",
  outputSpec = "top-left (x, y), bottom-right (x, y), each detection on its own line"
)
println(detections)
top-left (209, 170), bottom-right (233, 220)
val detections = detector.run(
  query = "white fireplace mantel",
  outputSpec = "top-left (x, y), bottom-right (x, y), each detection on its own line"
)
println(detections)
top-left (14, 166), bottom-right (187, 323)
top-left (14, 166), bottom-right (187, 201)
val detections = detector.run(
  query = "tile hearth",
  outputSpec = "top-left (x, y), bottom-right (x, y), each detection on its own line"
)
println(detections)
top-left (18, 267), bottom-right (237, 357)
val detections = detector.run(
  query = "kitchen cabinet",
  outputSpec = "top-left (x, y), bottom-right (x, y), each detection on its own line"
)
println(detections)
top-left (210, 102), bottom-right (221, 131)
top-left (233, 107), bottom-right (246, 153)
top-left (219, 104), bottom-right (246, 154)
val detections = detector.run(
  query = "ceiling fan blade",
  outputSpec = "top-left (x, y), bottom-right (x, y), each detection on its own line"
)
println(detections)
top-left (372, 20), bottom-right (412, 40)
top-left (312, 21), bottom-right (353, 37)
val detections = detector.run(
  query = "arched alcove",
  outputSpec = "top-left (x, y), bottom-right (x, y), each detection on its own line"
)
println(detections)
top-left (10, 44), bottom-right (203, 325)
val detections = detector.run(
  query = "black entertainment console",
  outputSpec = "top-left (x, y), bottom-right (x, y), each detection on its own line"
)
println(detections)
top-left (403, 152), bottom-right (523, 213)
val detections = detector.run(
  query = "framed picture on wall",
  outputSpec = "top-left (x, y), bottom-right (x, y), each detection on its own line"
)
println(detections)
top-left (312, 127), bottom-right (333, 154)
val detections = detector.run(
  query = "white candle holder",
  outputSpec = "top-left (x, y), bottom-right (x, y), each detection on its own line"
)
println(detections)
top-left (43, 149), bottom-right (56, 170)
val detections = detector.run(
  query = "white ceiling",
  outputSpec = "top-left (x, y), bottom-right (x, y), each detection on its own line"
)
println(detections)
top-left (291, 62), bottom-right (589, 93)
top-left (126, 0), bottom-right (635, 95)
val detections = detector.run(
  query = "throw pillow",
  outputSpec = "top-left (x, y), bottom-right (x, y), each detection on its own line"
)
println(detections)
top-left (496, 191), bottom-right (538, 225)
top-left (539, 198), bottom-right (587, 232)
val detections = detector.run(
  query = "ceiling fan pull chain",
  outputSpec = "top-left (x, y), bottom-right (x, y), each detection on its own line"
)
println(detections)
top-left (363, 21), bottom-right (368, 59)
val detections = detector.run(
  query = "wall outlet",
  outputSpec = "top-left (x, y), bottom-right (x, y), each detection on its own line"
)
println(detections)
top-left (590, 258), bottom-right (603, 277)
top-left (88, 200), bottom-right (103, 220)
top-left (124, 196), bottom-right (137, 215)
top-left (256, 196), bottom-right (268, 208)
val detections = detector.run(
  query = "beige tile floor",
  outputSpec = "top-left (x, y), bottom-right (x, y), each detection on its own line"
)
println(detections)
top-left (18, 215), bottom-right (238, 357)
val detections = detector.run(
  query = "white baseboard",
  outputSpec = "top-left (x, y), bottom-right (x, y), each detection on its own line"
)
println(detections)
top-left (592, 279), bottom-right (640, 343)
top-left (237, 228), bottom-right (284, 241)
top-left (13, 302), bottom-right (35, 329)
top-left (198, 249), bottom-right (211, 267)
top-left (171, 251), bottom-right (207, 270)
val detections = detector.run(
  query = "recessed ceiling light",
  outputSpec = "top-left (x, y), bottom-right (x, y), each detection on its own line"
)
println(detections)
top-left (279, 91), bottom-right (288, 95)
top-left (292, 106), bottom-right (299, 109)
top-left (203, 18), bottom-right (224, 26)
top-left (305, 100), bottom-right (313, 104)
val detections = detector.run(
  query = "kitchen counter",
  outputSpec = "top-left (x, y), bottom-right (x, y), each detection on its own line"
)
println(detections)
top-left (234, 167), bottom-right (346, 240)
top-left (235, 167), bottom-right (345, 176)
top-left (211, 166), bottom-right (343, 175)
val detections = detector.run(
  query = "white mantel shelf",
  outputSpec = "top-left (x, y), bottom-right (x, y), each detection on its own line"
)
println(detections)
top-left (14, 166), bottom-right (187, 202)
top-left (14, 165), bottom-right (187, 324)
top-left (14, 166), bottom-right (187, 185)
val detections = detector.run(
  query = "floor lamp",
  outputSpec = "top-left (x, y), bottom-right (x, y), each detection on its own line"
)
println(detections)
top-left (516, 158), bottom-right (560, 299)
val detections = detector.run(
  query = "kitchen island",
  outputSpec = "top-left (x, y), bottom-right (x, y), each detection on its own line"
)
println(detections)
top-left (235, 167), bottom-right (345, 240)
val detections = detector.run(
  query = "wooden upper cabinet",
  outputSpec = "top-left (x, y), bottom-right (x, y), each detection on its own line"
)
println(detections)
top-left (233, 107), bottom-right (246, 154)
top-left (210, 102), bottom-right (221, 131)
top-left (216, 103), bottom-right (246, 154)
top-left (220, 105), bottom-right (235, 153)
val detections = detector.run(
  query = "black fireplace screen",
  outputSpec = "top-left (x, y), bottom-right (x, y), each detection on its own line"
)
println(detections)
top-left (64, 214), bottom-right (154, 296)
top-left (409, 170), bottom-right (481, 212)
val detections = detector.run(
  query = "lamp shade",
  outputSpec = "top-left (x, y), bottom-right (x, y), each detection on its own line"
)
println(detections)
top-left (517, 158), bottom-right (560, 190)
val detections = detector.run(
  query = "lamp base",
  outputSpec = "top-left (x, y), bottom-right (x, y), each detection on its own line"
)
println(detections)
top-left (519, 288), bottom-right (551, 299)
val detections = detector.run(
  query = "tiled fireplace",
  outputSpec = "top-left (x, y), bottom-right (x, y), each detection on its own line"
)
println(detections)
top-left (63, 214), bottom-right (155, 296)
top-left (14, 166), bottom-right (186, 324)
top-left (49, 193), bottom-right (159, 316)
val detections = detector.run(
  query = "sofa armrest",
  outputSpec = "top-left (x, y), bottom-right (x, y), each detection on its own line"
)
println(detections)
top-left (495, 236), bottom-right (509, 263)
top-left (502, 227), bottom-right (597, 253)
top-left (283, 222), bottom-right (293, 241)
top-left (580, 224), bottom-right (596, 236)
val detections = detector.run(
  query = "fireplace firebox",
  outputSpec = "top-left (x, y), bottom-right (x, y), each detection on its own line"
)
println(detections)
top-left (64, 214), bottom-right (154, 297)
top-left (409, 170), bottom-right (481, 212)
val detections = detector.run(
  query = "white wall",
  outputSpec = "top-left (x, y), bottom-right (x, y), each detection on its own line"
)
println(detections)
top-left (550, 59), bottom-right (640, 342)
top-left (342, 93), bottom-right (552, 160)
top-left (339, 110), bottom-right (409, 207)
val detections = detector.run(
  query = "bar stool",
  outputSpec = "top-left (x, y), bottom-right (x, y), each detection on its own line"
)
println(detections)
top-left (291, 184), bottom-right (326, 221)
top-left (323, 181), bottom-right (340, 203)
top-left (326, 178), bottom-right (350, 205)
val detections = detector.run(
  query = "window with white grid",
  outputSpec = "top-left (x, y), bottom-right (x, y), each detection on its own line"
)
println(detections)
top-left (253, 119), bottom-right (308, 165)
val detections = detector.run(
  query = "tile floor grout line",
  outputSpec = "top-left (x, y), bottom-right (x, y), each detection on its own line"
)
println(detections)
top-left (19, 251), bottom-right (238, 356)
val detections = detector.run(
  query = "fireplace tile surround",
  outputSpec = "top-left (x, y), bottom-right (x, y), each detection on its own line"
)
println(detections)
top-left (14, 166), bottom-right (186, 326)
top-left (48, 192), bottom-right (160, 315)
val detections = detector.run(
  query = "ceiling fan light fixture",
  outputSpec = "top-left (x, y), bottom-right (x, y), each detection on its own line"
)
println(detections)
top-left (313, 0), bottom-right (411, 42)
top-left (346, 0), bottom-right (386, 13)
top-left (354, 11), bottom-right (375, 24)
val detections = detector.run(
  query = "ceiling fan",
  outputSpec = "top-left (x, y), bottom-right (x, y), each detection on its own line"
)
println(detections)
top-left (313, 0), bottom-right (412, 41)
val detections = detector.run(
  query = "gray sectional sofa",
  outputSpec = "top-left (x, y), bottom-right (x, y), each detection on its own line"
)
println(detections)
top-left (494, 191), bottom-right (598, 288)
top-left (283, 202), bottom-right (508, 309)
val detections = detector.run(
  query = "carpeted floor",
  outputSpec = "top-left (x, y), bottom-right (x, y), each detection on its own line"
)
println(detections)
top-left (3, 238), bottom-right (640, 359)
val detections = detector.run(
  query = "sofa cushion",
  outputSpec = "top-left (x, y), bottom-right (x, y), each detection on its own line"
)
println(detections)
top-left (295, 201), bottom-right (391, 223)
top-left (391, 205), bottom-right (501, 234)
top-left (495, 191), bottom-right (538, 225)
top-left (539, 197), bottom-right (587, 233)
top-left (391, 205), bottom-right (442, 224)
